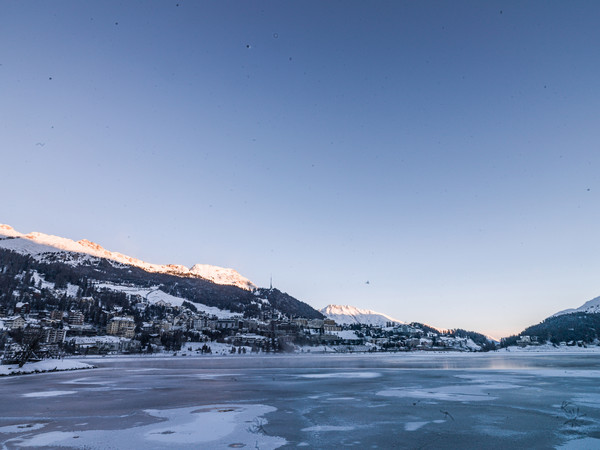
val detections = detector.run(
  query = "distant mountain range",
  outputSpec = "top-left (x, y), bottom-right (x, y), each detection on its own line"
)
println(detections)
top-left (320, 304), bottom-right (404, 327)
top-left (0, 224), bottom-right (322, 320)
top-left (320, 296), bottom-right (600, 347)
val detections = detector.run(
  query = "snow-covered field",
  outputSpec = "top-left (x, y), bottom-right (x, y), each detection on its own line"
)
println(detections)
top-left (2, 353), bottom-right (600, 448)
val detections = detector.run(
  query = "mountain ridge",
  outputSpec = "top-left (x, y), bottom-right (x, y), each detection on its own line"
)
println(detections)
top-left (551, 296), bottom-right (600, 317)
top-left (0, 224), bottom-right (256, 290)
top-left (0, 222), bottom-right (324, 320)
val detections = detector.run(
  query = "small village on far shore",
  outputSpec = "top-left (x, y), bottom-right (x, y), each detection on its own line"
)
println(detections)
top-left (1, 294), bottom-right (496, 369)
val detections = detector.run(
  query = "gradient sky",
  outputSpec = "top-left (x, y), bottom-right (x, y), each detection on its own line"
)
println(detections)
top-left (2, 1), bottom-right (600, 338)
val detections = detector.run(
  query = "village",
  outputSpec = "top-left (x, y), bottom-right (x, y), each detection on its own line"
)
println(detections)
top-left (0, 293), bottom-right (489, 364)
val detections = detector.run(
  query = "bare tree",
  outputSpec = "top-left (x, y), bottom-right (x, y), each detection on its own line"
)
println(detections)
top-left (16, 328), bottom-right (45, 367)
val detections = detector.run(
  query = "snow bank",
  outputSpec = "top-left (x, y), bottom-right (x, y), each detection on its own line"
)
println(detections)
top-left (0, 359), bottom-right (94, 376)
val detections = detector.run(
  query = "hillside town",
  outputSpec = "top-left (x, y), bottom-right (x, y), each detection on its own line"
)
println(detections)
top-left (0, 292), bottom-right (491, 365)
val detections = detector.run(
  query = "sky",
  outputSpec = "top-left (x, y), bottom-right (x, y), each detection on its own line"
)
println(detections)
top-left (2, 1), bottom-right (600, 339)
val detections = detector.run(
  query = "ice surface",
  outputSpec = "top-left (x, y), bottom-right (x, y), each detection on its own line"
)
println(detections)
top-left (377, 382), bottom-right (518, 402)
top-left (3, 353), bottom-right (600, 449)
top-left (12, 405), bottom-right (285, 449)
top-left (0, 423), bottom-right (46, 434)
top-left (301, 425), bottom-right (355, 432)
top-left (572, 393), bottom-right (600, 409)
top-left (22, 391), bottom-right (76, 398)
top-left (405, 421), bottom-right (428, 431)
top-left (557, 437), bottom-right (600, 449)
top-left (299, 371), bottom-right (381, 379)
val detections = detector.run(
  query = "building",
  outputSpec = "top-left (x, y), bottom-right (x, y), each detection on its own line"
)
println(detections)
top-left (44, 327), bottom-right (67, 344)
top-left (323, 319), bottom-right (341, 333)
top-left (294, 318), bottom-right (309, 327)
top-left (4, 316), bottom-right (26, 329)
top-left (215, 318), bottom-right (241, 330)
top-left (308, 319), bottom-right (324, 330)
top-left (226, 333), bottom-right (268, 346)
top-left (192, 316), bottom-right (216, 330)
top-left (50, 310), bottom-right (65, 321)
top-left (68, 311), bottom-right (85, 326)
top-left (14, 302), bottom-right (30, 314)
top-left (71, 336), bottom-right (140, 354)
top-left (107, 316), bottom-right (136, 339)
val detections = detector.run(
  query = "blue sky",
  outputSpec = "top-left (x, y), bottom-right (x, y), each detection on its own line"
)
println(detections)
top-left (2, 1), bottom-right (600, 338)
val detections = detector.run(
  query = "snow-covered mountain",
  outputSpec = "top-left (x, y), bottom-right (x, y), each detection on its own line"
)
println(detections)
top-left (321, 304), bottom-right (404, 327)
top-left (0, 224), bottom-right (256, 290)
top-left (552, 296), bottom-right (600, 317)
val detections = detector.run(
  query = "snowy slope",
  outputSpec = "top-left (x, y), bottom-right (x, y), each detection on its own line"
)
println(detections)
top-left (552, 296), bottom-right (600, 317)
top-left (320, 304), bottom-right (404, 326)
top-left (0, 224), bottom-right (256, 290)
top-left (93, 282), bottom-right (237, 318)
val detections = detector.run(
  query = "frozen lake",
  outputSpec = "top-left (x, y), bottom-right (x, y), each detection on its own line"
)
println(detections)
top-left (2, 352), bottom-right (600, 449)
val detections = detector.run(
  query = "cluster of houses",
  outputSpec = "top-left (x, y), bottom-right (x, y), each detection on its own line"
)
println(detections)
top-left (0, 297), bottom-right (346, 359)
top-left (1, 296), bottom-right (487, 362)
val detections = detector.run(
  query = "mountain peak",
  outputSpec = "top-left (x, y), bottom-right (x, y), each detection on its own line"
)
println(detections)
top-left (189, 264), bottom-right (256, 291)
top-left (76, 239), bottom-right (105, 252)
top-left (321, 304), bottom-right (404, 326)
top-left (0, 224), bottom-right (22, 237)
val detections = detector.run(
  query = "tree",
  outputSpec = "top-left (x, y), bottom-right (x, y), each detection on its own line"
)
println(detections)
top-left (15, 328), bottom-right (45, 367)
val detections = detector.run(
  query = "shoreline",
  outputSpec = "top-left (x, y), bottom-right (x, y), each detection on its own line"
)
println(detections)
top-left (4, 344), bottom-right (600, 377)
top-left (0, 360), bottom-right (95, 377)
